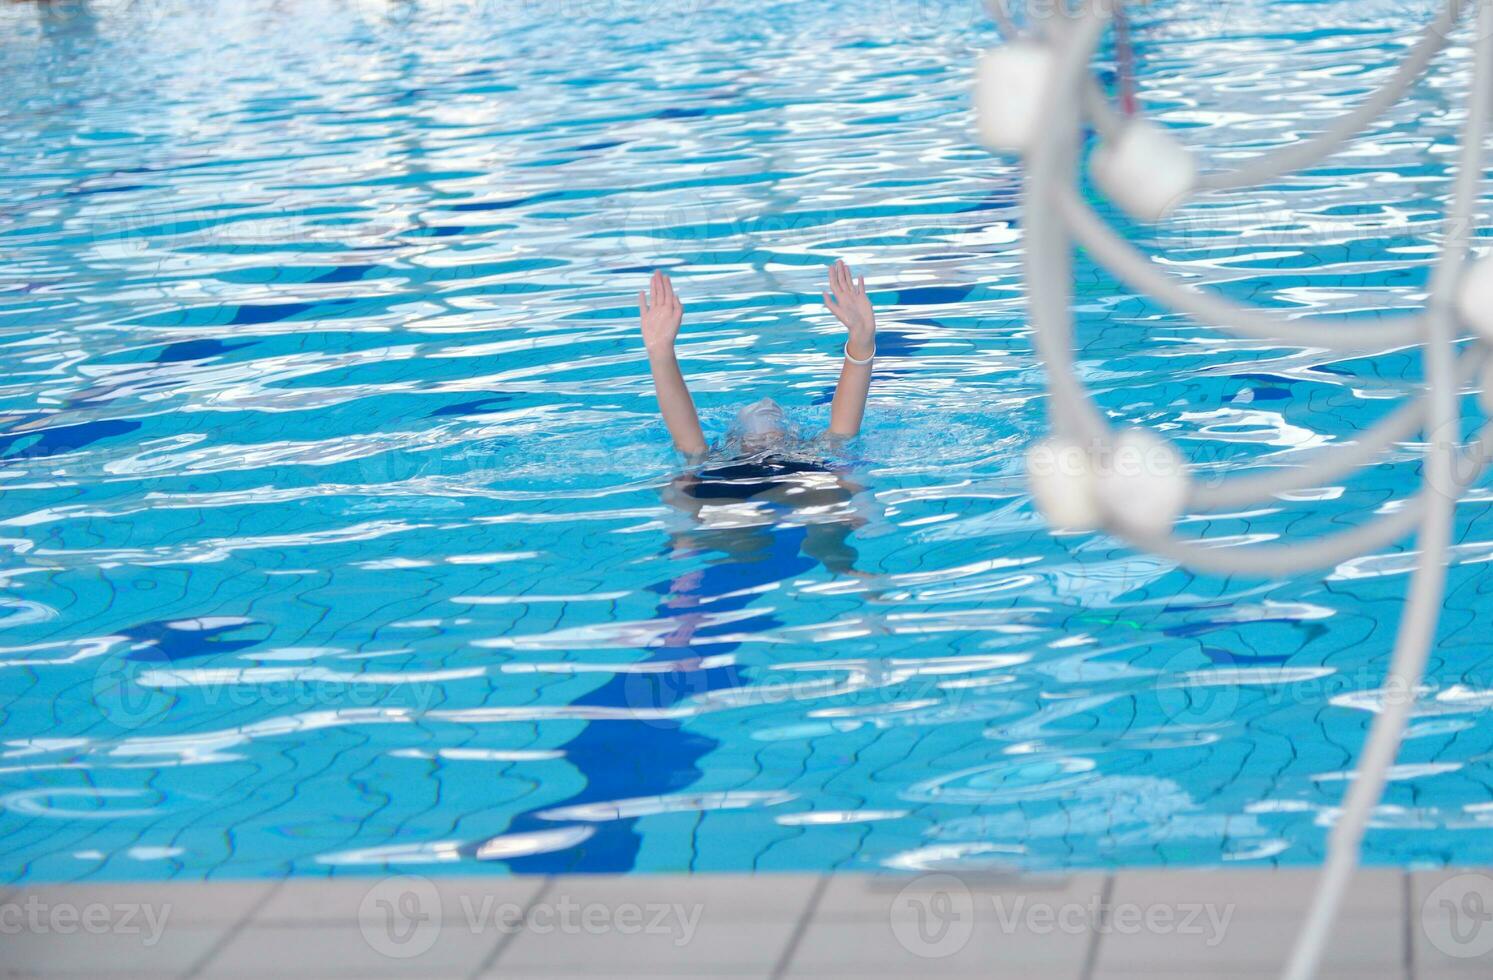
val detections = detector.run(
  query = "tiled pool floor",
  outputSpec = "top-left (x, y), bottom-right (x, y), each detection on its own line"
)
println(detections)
top-left (4, 868), bottom-right (1491, 978)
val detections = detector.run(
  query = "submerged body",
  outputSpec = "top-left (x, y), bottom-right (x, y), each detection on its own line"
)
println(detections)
top-left (656, 444), bottom-right (874, 651)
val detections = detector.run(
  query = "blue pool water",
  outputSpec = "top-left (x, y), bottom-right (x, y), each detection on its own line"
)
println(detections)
top-left (3, 0), bottom-right (1493, 882)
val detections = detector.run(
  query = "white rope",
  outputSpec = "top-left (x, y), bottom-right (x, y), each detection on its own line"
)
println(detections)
top-left (1056, 186), bottom-right (1424, 351)
top-left (980, 0), bottom-right (1021, 40)
top-left (976, 1), bottom-right (1493, 977)
top-left (1079, 0), bottom-right (1467, 190)
top-left (1186, 347), bottom-right (1484, 511)
top-left (1283, 4), bottom-right (1491, 974)
top-left (1021, 8), bottom-right (1113, 446)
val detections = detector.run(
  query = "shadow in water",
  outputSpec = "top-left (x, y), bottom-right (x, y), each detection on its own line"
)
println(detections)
top-left (502, 450), bottom-right (874, 872)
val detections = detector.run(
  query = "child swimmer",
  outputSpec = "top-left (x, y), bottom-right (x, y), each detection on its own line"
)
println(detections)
top-left (638, 259), bottom-right (876, 457)
top-left (641, 260), bottom-right (880, 609)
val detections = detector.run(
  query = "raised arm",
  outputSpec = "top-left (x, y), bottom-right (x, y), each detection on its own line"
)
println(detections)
top-left (640, 270), bottom-right (707, 456)
top-left (821, 259), bottom-right (877, 438)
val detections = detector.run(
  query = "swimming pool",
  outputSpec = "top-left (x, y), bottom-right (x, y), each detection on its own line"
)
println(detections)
top-left (3, 0), bottom-right (1492, 883)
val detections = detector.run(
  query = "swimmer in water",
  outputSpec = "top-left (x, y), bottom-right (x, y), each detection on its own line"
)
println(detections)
top-left (638, 259), bottom-right (876, 457)
top-left (639, 262), bottom-right (881, 633)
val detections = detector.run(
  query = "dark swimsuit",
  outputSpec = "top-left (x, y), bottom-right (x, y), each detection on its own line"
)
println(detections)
top-left (682, 454), bottom-right (835, 501)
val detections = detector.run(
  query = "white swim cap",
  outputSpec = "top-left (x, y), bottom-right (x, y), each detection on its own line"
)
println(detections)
top-left (735, 397), bottom-right (787, 441)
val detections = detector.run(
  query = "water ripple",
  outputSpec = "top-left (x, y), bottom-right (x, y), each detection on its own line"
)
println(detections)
top-left (3, 0), bottom-right (1493, 880)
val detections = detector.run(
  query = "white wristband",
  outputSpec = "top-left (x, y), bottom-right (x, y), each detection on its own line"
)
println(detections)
top-left (843, 340), bottom-right (875, 365)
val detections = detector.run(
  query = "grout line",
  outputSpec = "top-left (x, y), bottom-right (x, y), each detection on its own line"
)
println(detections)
top-left (769, 874), bottom-right (830, 980)
top-left (184, 878), bottom-right (285, 980)
top-left (1402, 871), bottom-right (1416, 980)
top-left (466, 875), bottom-right (555, 979)
top-left (1079, 874), bottom-right (1115, 980)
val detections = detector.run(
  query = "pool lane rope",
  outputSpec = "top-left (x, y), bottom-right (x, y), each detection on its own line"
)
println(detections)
top-left (973, 1), bottom-right (1493, 978)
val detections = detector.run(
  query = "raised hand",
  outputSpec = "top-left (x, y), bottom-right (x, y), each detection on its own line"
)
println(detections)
top-left (639, 270), bottom-right (684, 354)
top-left (637, 269), bottom-right (705, 455)
top-left (821, 259), bottom-right (876, 359)
top-left (823, 259), bottom-right (876, 439)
